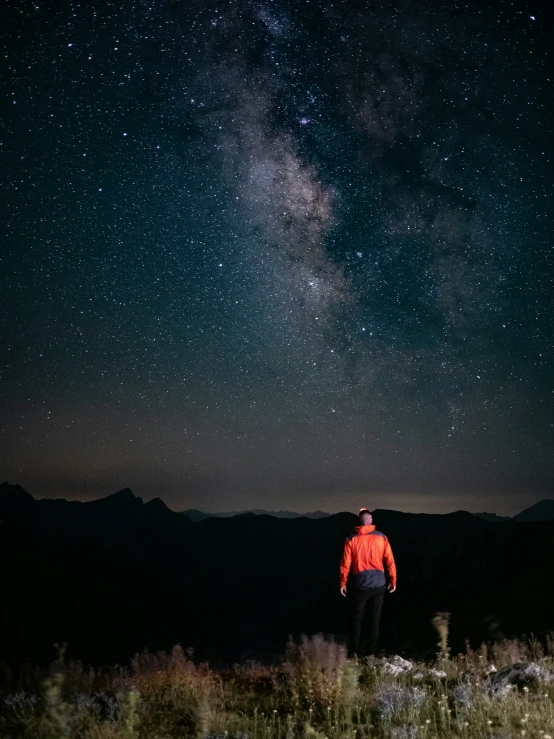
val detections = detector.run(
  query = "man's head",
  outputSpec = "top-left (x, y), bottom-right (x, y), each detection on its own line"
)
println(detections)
top-left (358, 508), bottom-right (373, 525)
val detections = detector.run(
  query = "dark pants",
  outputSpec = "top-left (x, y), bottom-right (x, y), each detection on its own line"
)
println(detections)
top-left (348, 588), bottom-right (385, 658)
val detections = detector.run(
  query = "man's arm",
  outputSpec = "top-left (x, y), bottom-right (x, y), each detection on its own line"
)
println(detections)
top-left (383, 537), bottom-right (397, 592)
top-left (339, 538), bottom-right (352, 595)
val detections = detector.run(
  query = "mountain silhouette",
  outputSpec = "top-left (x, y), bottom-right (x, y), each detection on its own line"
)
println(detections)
top-left (180, 508), bottom-right (212, 521)
top-left (180, 508), bottom-right (331, 520)
top-left (0, 482), bottom-right (35, 516)
top-left (473, 512), bottom-right (511, 523)
top-left (1, 482), bottom-right (554, 667)
top-left (513, 499), bottom-right (554, 522)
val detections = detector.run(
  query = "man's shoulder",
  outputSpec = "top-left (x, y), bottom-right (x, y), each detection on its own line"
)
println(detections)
top-left (369, 529), bottom-right (387, 538)
top-left (347, 529), bottom-right (388, 541)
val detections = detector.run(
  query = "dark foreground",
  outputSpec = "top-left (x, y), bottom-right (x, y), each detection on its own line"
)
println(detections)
top-left (1, 482), bottom-right (554, 667)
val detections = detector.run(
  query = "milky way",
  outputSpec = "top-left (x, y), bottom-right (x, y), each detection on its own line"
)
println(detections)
top-left (1, 0), bottom-right (552, 513)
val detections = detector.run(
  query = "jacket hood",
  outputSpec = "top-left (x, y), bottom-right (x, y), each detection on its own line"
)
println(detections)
top-left (355, 524), bottom-right (376, 535)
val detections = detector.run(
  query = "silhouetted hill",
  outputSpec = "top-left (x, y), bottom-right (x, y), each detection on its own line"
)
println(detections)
top-left (1, 482), bottom-right (554, 668)
top-left (473, 512), bottom-right (511, 523)
top-left (0, 481), bottom-right (35, 515)
top-left (180, 508), bottom-right (212, 521)
top-left (180, 508), bottom-right (331, 520)
top-left (513, 499), bottom-right (554, 522)
top-left (182, 504), bottom-right (554, 524)
top-left (143, 496), bottom-right (175, 519)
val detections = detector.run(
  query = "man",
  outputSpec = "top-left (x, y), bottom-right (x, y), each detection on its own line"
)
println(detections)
top-left (340, 508), bottom-right (397, 658)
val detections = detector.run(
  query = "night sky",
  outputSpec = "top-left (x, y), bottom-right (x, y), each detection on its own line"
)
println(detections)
top-left (1, 0), bottom-right (552, 515)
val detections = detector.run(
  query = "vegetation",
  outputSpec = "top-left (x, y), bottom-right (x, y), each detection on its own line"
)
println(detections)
top-left (1, 631), bottom-right (554, 739)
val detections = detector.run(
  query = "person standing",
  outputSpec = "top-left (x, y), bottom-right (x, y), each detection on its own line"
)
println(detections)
top-left (340, 508), bottom-right (397, 658)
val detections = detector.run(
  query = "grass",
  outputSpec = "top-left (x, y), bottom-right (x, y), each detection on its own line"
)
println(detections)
top-left (1, 635), bottom-right (554, 738)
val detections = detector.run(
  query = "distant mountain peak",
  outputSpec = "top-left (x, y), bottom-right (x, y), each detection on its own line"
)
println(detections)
top-left (144, 497), bottom-right (171, 514)
top-left (111, 487), bottom-right (137, 500)
top-left (473, 511), bottom-right (511, 523)
top-left (180, 509), bottom-right (211, 522)
top-left (514, 499), bottom-right (554, 522)
top-left (179, 508), bottom-right (331, 520)
top-left (0, 481), bottom-right (34, 498)
top-left (87, 487), bottom-right (142, 513)
top-left (0, 482), bottom-right (36, 516)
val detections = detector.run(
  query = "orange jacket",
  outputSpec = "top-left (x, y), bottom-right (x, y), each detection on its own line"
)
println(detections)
top-left (340, 524), bottom-right (397, 590)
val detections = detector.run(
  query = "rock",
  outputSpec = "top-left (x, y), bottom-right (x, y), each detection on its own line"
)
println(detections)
top-left (427, 668), bottom-right (447, 679)
top-left (389, 655), bottom-right (414, 670)
top-left (484, 662), bottom-right (554, 695)
top-left (412, 672), bottom-right (424, 681)
top-left (374, 654), bottom-right (414, 675)
top-left (382, 662), bottom-right (407, 676)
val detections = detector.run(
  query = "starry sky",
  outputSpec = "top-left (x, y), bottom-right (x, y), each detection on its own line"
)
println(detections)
top-left (1, 0), bottom-right (552, 515)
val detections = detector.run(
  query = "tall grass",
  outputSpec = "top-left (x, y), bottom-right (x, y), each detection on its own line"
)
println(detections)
top-left (1, 635), bottom-right (553, 738)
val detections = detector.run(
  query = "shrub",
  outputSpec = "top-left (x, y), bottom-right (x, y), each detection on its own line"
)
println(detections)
top-left (0, 634), bottom-right (553, 738)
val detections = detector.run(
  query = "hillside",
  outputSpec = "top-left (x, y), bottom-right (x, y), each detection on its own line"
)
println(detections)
top-left (513, 499), bottom-right (554, 522)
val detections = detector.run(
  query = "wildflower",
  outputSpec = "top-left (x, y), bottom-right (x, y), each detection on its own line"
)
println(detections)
top-left (523, 686), bottom-right (530, 693)
top-left (487, 720), bottom-right (493, 725)
top-left (453, 682), bottom-right (473, 708)
top-left (391, 725), bottom-right (419, 739)
top-left (4, 692), bottom-right (38, 710)
top-left (376, 686), bottom-right (426, 716)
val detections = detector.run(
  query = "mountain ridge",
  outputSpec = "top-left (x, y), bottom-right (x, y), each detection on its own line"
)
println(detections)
top-left (180, 507), bottom-right (333, 521)
top-left (3, 482), bottom-right (553, 522)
